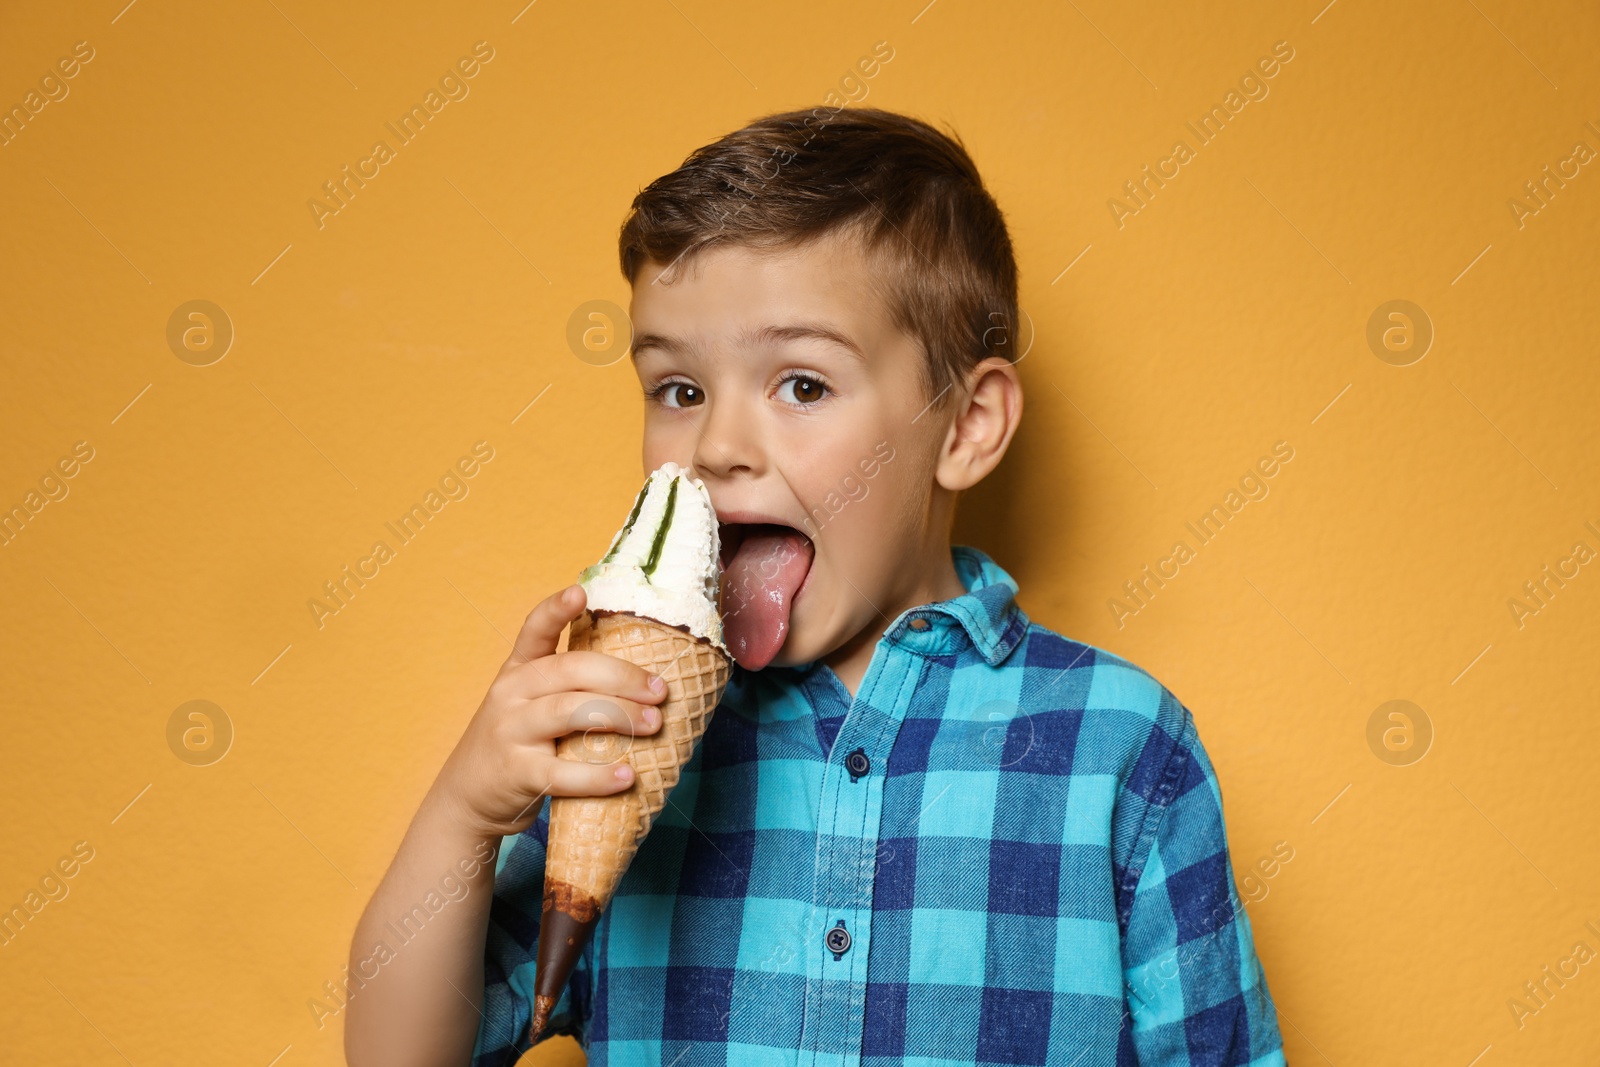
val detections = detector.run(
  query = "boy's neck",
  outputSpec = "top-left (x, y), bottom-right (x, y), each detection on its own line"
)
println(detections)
top-left (822, 542), bottom-right (967, 699)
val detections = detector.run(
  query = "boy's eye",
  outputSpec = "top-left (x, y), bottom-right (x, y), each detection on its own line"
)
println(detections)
top-left (776, 375), bottom-right (829, 405)
top-left (656, 382), bottom-right (704, 408)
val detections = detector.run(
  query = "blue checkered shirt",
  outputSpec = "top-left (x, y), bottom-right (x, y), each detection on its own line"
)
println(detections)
top-left (474, 546), bottom-right (1285, 1065)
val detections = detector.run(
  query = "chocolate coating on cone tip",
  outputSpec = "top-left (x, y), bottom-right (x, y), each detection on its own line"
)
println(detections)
top-left (528, 882), bottom-right (601, 1043)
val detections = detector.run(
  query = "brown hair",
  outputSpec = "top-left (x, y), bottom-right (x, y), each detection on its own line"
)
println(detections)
top-left (617, 106), bottom-right (1020, 406)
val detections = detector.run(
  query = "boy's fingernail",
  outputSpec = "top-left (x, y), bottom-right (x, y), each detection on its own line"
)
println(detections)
top-left (644, 707), bottom-right (660, 727)
top-left (613, 764), bottom-right (633, 781)
top-left (648, 674), bottom-right (666, 694)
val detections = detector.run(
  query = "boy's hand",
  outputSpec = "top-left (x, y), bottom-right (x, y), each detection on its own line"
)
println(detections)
top-left (431, 584), bottom-right (667, 840)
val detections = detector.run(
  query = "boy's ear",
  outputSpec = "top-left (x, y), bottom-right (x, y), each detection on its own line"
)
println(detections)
top-left (935, 356), bottom-right (1023, 492)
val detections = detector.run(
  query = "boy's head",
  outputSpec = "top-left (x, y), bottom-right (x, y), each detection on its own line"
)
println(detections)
top-left (618, 107), bottom-right (1023, 674)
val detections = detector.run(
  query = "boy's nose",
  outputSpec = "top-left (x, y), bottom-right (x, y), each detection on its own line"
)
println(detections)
top-left (691, 399), bottom-right (761, 481)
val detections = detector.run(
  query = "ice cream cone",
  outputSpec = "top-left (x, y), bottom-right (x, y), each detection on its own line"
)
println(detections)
top-left (525, 462), bottom-right (729, 1043)
top-left (529, 609), bottom-right (730, 1039)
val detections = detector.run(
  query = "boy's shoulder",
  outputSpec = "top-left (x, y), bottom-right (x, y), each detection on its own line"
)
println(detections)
top-left (945, 545), bottom-right (1196, 765)
top-left (1003, 616), bottom-right (1197, 777)
top-left (998, 618), bottom-right (1217, 879)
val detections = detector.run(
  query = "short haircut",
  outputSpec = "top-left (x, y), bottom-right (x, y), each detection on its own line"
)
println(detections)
top-left (618, 107), bottom-right (1020, 406)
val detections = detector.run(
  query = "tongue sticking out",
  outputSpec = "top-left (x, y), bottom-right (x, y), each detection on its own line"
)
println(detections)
top-left (719, 527), bottom-right (814, 671)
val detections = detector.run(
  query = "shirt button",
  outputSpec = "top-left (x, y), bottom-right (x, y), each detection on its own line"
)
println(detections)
top-left (845, 748), bottom-right (870, 778)
top-left (908, 617), bottom-right (930, 631)
top-left (825, 920), bottom-right (852, 958)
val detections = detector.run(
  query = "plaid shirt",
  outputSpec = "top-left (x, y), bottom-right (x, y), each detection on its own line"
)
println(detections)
top-left (474, 546), bottom-right (1285, 1066)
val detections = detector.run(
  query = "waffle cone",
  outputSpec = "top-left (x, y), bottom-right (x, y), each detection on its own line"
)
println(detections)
top-left (528, 609), bottom-right (730, 1040)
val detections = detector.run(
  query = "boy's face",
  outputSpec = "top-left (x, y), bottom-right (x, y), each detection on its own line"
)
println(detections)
top-left (628, 230), bottom-right (957, 672)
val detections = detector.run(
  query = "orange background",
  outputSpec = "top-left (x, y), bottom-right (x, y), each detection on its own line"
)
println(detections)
top-left (2, 1), bottom-right (1598, 1064)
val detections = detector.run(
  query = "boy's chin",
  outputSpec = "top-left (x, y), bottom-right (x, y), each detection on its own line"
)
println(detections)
top-left (756, 614), bottom-right (833, 671)
top-left (759, 636), bottom-right (822, 671)
top-left (758, 611), bottom-right (864, 673)
top-left (728, 580), bottom-right (872, 672)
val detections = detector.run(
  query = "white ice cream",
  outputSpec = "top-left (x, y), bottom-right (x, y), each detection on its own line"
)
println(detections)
top-left (578, 463), bottom-right (724, 650)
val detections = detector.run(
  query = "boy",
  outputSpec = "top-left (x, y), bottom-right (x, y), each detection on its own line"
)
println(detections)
top-left (346, 107), bottom-right (1286, 1066)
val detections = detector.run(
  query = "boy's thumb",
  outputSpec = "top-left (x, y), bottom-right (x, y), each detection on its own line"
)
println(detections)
top-left (509, 584), bottom-right (585, 665)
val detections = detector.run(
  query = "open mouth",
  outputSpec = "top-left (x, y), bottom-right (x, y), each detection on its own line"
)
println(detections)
top-left (716, 521), bottom-right (815, 671)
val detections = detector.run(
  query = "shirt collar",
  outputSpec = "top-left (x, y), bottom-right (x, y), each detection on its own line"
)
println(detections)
top-left (879, 545), bottom-right (1029, 667)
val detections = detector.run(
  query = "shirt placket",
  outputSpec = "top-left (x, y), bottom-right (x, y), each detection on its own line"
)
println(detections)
top-left (797, 638), bottom-right (925, 1067)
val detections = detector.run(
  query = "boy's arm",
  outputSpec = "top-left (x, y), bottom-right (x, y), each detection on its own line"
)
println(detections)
top-left (344, 585), bottom-right (665, 1067)
top-left (344, 788), bottom-right (509, 1067)
top-left (1118, 709), bottom-right (1287, 1066)
top-left (345, 796), bottom-right (590, 1067)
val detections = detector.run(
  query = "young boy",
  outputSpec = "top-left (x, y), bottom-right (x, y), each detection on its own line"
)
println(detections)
top-left (346, 107), bottom-right (1286, 1067)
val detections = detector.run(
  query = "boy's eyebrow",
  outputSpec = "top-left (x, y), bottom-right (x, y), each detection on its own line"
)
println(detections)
top-left (631, 322), bottom-right (867, 363)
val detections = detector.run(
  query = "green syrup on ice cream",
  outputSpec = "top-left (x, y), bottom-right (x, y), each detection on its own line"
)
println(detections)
top-left (599, 479), bottom-right (650, 565)
top-left (640, 478), bottom-right (678, 581)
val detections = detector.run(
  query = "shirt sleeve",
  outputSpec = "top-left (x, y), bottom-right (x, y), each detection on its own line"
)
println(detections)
top-left (1118, 708), bottom-right (1287, 1066)
top-left (471, 802), bottom-right (593, 1066)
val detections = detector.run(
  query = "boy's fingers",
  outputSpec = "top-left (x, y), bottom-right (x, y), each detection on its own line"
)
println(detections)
top-left (508, 585), bottom-right (586, 667)
top-left (541, 753), bottom-right (638, 797)
top-left (523, 692), bottom-right (663, 742)
top-left (510, 650), bottom-right (667, 705)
